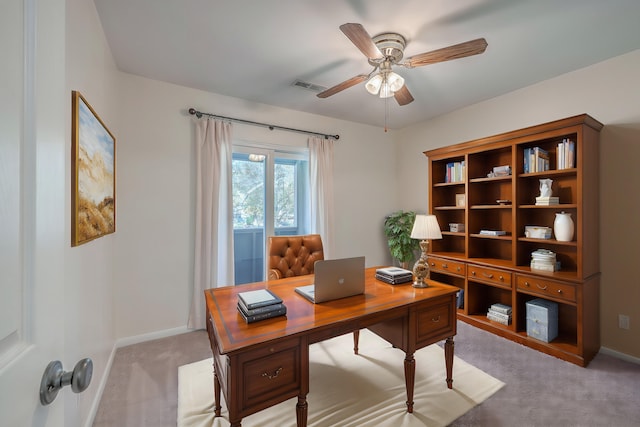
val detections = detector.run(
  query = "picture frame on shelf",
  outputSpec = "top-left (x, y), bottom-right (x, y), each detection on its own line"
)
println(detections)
top-left (71, 91), bottom-right (116, 246)
top-left (456, 193), bottom-right (466, 207)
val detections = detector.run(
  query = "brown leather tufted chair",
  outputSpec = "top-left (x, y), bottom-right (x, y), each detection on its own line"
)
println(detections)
top-left (267, 234), bottom-right (361, 354)
top-left (267, 234), bottom-right (324, 280)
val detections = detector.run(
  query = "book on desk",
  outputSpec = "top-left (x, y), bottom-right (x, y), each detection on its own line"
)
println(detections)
top-left (237, 289), bottom-right (286, 323)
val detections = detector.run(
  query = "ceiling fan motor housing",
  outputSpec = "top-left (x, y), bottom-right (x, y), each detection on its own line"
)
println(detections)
top-left (370, 33), bottom-right (406, 65)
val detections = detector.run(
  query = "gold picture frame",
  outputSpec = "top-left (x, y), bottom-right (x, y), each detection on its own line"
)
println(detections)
top-left (71, 91), bottom-right (116, 246)
top-left (456, 193), bottom-right (466, 207)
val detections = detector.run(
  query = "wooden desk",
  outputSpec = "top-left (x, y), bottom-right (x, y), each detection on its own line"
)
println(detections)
top-left (204, 267), bottom-right (458, 427)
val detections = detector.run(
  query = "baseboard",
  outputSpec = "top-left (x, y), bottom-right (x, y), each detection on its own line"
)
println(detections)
top-left (84, 345), bottom-right (117, 427)
top-left (84, 325), bottom-right (196, 427)
top-left (116, 325), bottom-right (194, 348)
top-left (600, 346), bottom-right (640, 365)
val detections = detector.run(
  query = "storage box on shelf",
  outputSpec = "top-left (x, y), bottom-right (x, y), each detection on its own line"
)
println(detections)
top-left (526, 298), bottom-right (558, 343)
top-left (425, 114), bottom-right (602, 366)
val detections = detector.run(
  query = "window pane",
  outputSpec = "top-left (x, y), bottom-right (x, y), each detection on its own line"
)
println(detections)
top-left (232, 153), bottom-right (264, 229)
top-left (274, 161), bottom-right (296, 228)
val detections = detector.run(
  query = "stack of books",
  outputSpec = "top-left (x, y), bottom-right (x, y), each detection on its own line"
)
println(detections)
top-left (479, 229), bottom-right (507, 236)
top-left (375, 267), bottom-right (413, 285)
top-left (237, 289), bottom-right (287, 323)
top-left (524, 225), bottom-right (552, 239)
top-left (487, 303), bottom-right (512, 325)
top-left (530, 249), bottom-right (559, 272)
top-left (492, 165), bottom-right (511, 177)
top-left (535, 196), bottom-right (559, 206)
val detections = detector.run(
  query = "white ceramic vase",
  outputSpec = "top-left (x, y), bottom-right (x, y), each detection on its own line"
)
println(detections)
top-left (554, 212), bottom-right (574, 242)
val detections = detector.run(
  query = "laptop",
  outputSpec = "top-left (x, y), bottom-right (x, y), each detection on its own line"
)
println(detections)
top-left (295, 256), bottom-right (365, 303)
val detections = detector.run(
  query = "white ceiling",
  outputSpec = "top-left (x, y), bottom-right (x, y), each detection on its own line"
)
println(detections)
top-left (94, 0), bottom-right (640, 129)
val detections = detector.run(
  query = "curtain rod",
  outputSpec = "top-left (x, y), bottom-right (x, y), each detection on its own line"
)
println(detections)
top-left (188, 108), bottom-right (339, 140)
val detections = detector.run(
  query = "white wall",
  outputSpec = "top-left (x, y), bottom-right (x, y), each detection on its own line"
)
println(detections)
top-left (112, 74), bottom-right (397, 339)
top-left (396, 49), bottom-right (640, 358)
top-left (65, 0), bottom-right (120, 424)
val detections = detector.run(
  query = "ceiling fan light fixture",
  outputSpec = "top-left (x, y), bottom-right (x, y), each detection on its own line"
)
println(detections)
top-left (387, 71), bottom-right (405, 92)
top-left (365, 74), bottom-right (383, 95)
top-left (379, 81), bottom-right (394, 98)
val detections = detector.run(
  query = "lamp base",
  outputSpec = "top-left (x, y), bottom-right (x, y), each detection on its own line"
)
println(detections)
top-left (412, 240), bottom-right (431, 288)
top-left (412, 279), bottom-right (429, 289)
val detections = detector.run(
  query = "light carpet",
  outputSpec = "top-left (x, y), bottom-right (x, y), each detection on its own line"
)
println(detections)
top-left (178, 329), bottom-right (504, 427)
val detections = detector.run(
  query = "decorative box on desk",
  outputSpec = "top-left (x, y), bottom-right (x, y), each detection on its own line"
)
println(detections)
top-left (526, 298), bottom-right (558, 343)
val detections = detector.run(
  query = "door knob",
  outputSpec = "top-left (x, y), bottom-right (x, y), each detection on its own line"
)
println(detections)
top-left (40, 358), bottom-right (93, 405)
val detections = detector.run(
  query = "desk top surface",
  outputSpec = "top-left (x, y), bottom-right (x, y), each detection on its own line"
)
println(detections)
top-left (205, 267), bottom-right (458, 354)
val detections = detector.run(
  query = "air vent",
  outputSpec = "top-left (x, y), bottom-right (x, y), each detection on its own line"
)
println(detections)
top-left (292, 80), bottom-right (327, 93)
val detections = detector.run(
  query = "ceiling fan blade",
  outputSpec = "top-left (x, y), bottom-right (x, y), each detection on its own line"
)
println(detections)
top-left (316, 74), bottom-right (368, 98)
top-left (394, 85), bottom-right (414, 106)
top-left (340, 23), bottom-right (384, 60)
top-left (404, 38), bottom-right (488, 68)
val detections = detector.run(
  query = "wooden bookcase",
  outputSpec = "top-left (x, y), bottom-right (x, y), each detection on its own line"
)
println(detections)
top-left (424, 114), bottom-right (602, 366)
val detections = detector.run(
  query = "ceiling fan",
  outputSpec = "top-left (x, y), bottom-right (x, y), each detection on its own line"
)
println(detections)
top-left (317, 23), bottom-right (488, 106)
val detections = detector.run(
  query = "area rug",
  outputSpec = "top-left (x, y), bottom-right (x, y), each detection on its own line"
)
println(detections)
top-left (178, 329), bottom-right (504, 427)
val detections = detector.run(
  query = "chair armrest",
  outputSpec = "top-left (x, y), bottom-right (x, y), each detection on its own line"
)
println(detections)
top-left (268, 269), bottom-right (282, 280)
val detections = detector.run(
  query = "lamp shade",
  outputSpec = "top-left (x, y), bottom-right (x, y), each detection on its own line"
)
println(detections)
top-left (387, 71), bottom-right (405, 92)
top-left (365, 74), bottom-right (383, 95)
top-left (410, 214), bottom-right (442, 240)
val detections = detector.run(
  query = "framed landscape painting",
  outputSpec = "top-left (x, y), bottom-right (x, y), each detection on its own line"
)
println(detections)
top-left (71, 91), bottom-right (116, 246)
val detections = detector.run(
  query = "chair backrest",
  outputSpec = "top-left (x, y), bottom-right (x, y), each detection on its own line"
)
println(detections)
top-left (267, 234), bottom-right (324, 280)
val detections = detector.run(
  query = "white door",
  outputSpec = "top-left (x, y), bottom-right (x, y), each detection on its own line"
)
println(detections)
top-left (0, 1), bottom-right (66, 426)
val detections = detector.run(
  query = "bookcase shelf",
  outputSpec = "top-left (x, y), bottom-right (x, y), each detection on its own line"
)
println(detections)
top-left (424, 114), bottom-right (602, 367)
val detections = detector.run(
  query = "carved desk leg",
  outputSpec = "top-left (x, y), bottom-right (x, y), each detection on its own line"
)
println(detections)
top-left (445, 336), bottom-right (454, 389)
top-left (353, 330), bottom-right (360, 355)
top-left (213, 363), bottom-right (221, 417)
top-left (404, 352), bottom-right (416, 413)
top-left (296, 395), bottom-right (308, 427)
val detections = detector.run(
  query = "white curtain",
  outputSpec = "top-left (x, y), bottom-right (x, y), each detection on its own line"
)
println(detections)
top-left (308, 136), bottom-right (335, 258)
top-left (189, 118), bottom-right (234, 329)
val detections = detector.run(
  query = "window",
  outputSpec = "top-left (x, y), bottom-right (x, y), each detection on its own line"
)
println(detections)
top-left (232, 144), bottom-right (309, 284)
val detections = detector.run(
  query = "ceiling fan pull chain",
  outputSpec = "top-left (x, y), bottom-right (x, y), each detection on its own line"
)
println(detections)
top-left (384, 96), bottom-right (389, 132)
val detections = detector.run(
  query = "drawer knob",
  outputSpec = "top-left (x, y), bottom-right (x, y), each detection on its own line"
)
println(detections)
top-left (557, 289), bottom-right (563, 294)
top-left (499, 275), bottom-right (504, 281)
top-left (456, 267), bottom-right (461, 272)
top-left (262, 367), bottom-right (283, 380)
top-left (536, 283), bottom-right (548, 290)
top-left (524, 281), bottom-right (530, 287)
top-left (431, 315), bottom-right (441, 323)
top-left (442, 264), bottom-right (448, 269)
top-left (430, 262), bottom-right (435, 266)
top-left (472, 271), bottom-right (476, 276)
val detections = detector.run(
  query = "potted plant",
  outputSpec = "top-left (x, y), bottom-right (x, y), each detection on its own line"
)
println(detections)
top-left (384, 210), bottom-right (419, 269)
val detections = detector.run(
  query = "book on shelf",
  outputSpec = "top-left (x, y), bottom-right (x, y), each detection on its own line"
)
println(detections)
top-left (492, 165), bottom-right (511, 176)
top-left (237, 288), bottom-right (283, 310)
top-left (479, 229), bottom-right (507, 236)
top-left (535, 196), bottom-right (559, 206)
top-left (557, 138), bottom-right (575, 170)
top-left (237, 304), bottom-right (287, 323)
top-left (487, 304), bottom-right (512, 326)
top-left (445, 161), bottom-right (465, 183)
top-left (490, 303), bottom-right (512, 315)
top-left (524, 147), bottom-right (550, 173)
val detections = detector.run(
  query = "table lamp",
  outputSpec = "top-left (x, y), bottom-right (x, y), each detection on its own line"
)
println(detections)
top-left (410, 214), bottom-right (442, 288)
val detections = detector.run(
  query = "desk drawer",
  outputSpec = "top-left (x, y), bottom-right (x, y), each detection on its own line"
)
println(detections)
top-left (429, 258), bottom-right (466, 277)
top-left (517, 275), bottom-right (576, 303)
top-left (468, 265), bottom-right (512, 288)
top-left (415, 297), bottom-right (455, 347)
top-left (237, 338), bottom-right (302, 412)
